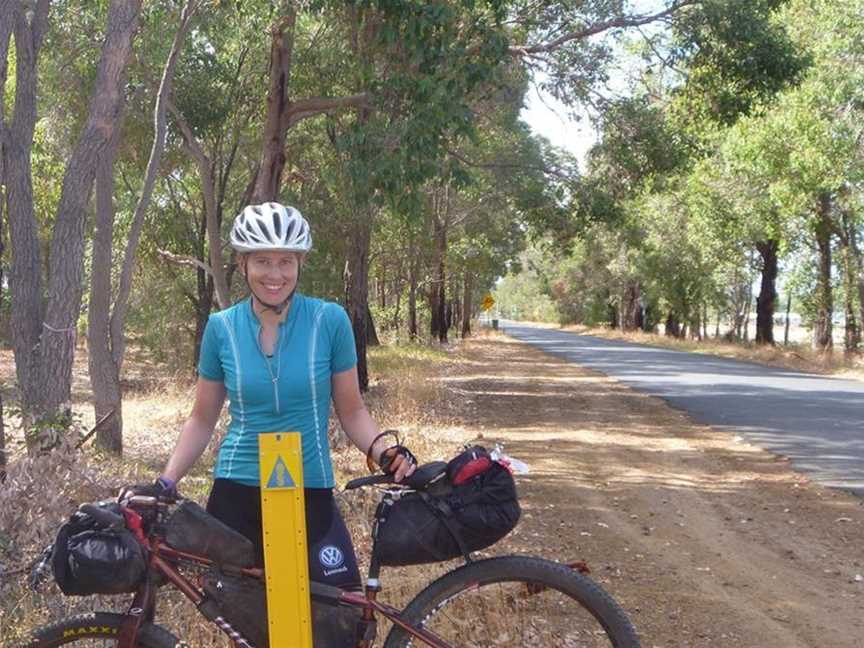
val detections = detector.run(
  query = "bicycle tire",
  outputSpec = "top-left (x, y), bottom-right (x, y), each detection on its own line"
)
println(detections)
top-left (383, 555), bottom-right (641, 648)
top-left (23, 612), bottom-right (181, 647)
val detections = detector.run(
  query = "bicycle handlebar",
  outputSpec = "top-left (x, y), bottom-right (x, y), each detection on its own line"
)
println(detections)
top-left (345, 473), bottom-right (396, 490)
top-left (344, 461), bottom-right (449, 491)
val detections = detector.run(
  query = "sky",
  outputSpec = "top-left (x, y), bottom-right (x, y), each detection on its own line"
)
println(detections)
top-left (521, 82), bottom-right (597, 167)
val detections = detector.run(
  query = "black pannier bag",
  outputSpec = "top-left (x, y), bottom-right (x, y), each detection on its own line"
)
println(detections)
top-left (201, 570), bottom-right (361, 648)
top-left (164, 500), bottom-right (255, 568)
top-left (51, 502), bottom-right (147, 596)
top-left (201, 570), bottom-right (269, 647)
top-left (373, 446), bottom-right (521, 566)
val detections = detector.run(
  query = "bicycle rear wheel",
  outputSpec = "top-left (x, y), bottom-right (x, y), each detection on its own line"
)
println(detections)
top-left (383, 556), bottom-right (641, 648)
top-left (23, 612), bottom-right (180, 647)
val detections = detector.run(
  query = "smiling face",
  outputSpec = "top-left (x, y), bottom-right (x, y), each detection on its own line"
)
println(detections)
top-left (241, 250), bottom-right (303, 306)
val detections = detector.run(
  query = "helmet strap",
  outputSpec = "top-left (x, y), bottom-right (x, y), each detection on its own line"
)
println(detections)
top-left (244, 266), bottom-right (302, 316)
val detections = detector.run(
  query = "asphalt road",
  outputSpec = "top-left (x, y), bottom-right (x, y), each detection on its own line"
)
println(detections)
top-left (501, 321), bottom-right (864, 496)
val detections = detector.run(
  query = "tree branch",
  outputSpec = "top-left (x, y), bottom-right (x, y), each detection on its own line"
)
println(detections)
top-left (510, 1), bottom-right (698, 56)
top-left (111, 0), bottom-right (198, 370)
top-left (167, 97), bottom-right (232, 309)
top-left (283, 93), bottom-right (371, 129)
top-left (157, 248), bottom-right (215, 275)
top-left (446, 147), bottom-right (575, 181)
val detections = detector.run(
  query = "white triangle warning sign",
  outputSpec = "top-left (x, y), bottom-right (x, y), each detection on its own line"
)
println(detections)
top-left (266, 455), bottom-right (296, 489)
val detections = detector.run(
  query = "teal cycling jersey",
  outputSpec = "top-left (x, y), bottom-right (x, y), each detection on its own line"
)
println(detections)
top-left (197, 294), bottom-right (358, 487)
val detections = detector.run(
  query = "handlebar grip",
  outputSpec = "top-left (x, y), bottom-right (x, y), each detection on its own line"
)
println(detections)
top-left (79, 503), bottom-right (125, 529)
top-left (344, 474), bottom-right (395, 490)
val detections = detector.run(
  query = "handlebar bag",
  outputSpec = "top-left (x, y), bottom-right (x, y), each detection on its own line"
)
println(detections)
top-left (373, 447), bottom-right (520, 566)
top-left (51, 504), bottom-right (147, 596)
top-left (164, 500), bottom-right (256, 568)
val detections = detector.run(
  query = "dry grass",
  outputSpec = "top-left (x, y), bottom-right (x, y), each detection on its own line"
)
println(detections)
top-left (0, 340), bottom-right (479, 645)
top-left (548, 323), bottom-right (864, 380)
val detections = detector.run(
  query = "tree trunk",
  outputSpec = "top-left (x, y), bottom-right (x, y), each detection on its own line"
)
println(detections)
top-left (621, 281), bottom-right (641, 331)
top-left (608, 301), bottom-right (619, 328)
top-left (251, 6), bottom-right (297, 203)
top-left (430, 216), bottom-right (448, 343)
top-left (88, 0), bottom-right (194, 454)
top-left (344, 214), bottom-right (372, 391)
top-left (812, 194), bottom-right (834, 352)
top-left (109, 0), bottom-right (195, 374)
top-left (742, 280), bottom-right (753, 342)
top-left (40, 0), bottom-right (141, 422)
top-left (0, 177), bottom-right (5, 481)
top-left (4, 1), bottom-right (140, 449)
top-left (0, 8), bottom-right (10, 480)
top-left (839, 209), bottom-right (860, 354)
top-left (89, 133), bottom-right (124, 454)
top-left (408, 246), bottom-right (419, 341)
top-left (378, 265), bottom-right (387, 309)
top-left (461, 271), bottom-right (473, 338)
top-left (690, 308), bottom-right (702, 341)
top-left (754, 239), bottom-right (779, 345)
top-left (852, 219), bottom-right (864, 349)
top-left (3, 1), bottom-right (50, 436)
top-left (783, 291), bottom-right (792, 345)
top-left (366, 305), bottom-right (380, 347)
top-left (169, 104), bottom-right (232, 310)
top-left (665, 312), bottom-right (680, 338)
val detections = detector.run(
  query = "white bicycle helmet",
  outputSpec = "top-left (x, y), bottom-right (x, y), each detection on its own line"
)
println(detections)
top-left (230, 202), bottom-right (312, 253)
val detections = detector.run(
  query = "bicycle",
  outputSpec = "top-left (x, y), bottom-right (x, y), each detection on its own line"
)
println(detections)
top-left (25, 461), bottom-right (642, 647)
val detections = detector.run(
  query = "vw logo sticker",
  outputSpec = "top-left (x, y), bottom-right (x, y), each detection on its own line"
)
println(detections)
top-left (319, 545), bottom-right (345, 569)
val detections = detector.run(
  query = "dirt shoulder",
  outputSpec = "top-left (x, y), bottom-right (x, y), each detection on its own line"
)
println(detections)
top-left (448, 333), bottom-right (864, 648)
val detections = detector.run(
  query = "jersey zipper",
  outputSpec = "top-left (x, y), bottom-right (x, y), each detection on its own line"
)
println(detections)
top-left (259, 324), bottom-right (284, 414)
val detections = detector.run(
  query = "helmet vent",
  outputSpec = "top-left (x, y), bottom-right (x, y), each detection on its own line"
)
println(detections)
top-left (272, 211), bottom-right (282, 238)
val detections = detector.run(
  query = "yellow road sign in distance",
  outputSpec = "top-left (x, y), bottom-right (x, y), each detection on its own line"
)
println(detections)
top-left (481, 294), bottom-right (496, 311)
top-left (259, 432), bottom-right (313, 648)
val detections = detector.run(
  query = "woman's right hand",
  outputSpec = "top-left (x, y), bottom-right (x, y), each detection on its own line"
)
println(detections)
top-left (119, 476), bottom-right (178, 501)
top-left (379, 445), bottom-right (417, 482)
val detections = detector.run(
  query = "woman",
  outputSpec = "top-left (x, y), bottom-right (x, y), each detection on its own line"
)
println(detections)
top-left (146, 202), bottom-right (415, 645)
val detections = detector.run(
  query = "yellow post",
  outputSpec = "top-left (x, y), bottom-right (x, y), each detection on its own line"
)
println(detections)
top-left (259, 432), bottom-right (313, 648)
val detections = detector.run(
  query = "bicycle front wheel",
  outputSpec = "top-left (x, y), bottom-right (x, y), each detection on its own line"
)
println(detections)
top-left (23, 612), bottom-right (181, 647)
top-left (383, 556), bottom-right (641, 648)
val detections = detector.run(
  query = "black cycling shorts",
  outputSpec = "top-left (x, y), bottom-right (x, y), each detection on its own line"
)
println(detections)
top-left (205, 478), bottom-right (362, 590)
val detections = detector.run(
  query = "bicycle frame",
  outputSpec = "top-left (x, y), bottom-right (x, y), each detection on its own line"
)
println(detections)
top-left (113, 503), bottom-right (454, 648)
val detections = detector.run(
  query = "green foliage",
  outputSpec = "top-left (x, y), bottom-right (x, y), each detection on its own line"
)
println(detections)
top-left (669, 0), bottom-right (809, 134)
top-left (494, 243), bottom-right (559, 323)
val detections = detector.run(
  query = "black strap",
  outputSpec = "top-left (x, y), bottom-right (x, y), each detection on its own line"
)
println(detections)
top-left (418, 491), bottom-right (472, 562)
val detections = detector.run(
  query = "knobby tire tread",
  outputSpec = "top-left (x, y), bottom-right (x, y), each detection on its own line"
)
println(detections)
top-left (383, 555), bottom-right (641, 648)
top-left (24, 612), bottom-right (179, 648)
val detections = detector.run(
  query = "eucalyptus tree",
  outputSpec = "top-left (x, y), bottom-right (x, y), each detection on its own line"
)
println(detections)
top-left (0, 0), bottom-right (142, 450)
top-left (0, 1), bottom-right (10, 477)
top-left (87, 0), bottom-right (198, 454)
top-left (713, 0), bottom-right (864, 352)
top-left (322, 0), bottom-right (511, 382)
